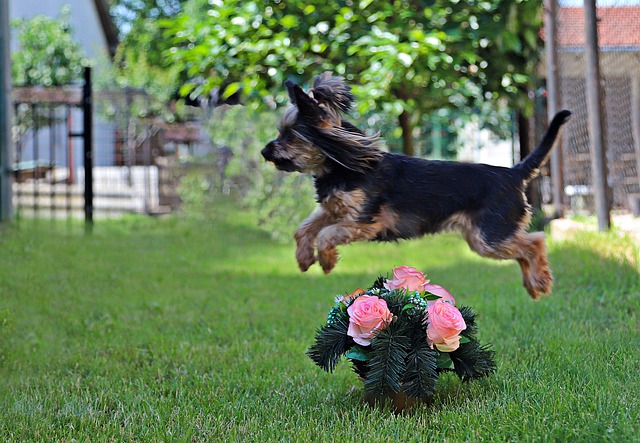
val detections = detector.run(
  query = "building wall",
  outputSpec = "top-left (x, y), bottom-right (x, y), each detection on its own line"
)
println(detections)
top-left (10, 0), bottom-right (117, 167)
top-left (9, 0), bottom-right (110, 60)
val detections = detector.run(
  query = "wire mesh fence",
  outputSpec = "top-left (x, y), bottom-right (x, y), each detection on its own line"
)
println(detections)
top-left (554, 0), bottom-right (640, 214)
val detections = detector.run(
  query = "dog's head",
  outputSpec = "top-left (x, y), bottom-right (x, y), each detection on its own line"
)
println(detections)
top-left (261, 72), bottom-right (382, 175)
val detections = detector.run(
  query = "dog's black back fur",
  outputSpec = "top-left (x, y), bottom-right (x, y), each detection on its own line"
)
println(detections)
top-left (314, 152), bottom-right (521, 243)
top-left (314, 111), bottom-right (571, 245)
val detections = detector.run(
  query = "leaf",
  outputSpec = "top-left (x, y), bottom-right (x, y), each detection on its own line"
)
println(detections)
top-left (458, 305), bottom-right (478, 337)
top-left (346, 345), bottom-right (371, 361)
top-left (436, 351), bottom-right (454, 370)
top-left (221, 82), bottom-right (241, 99)
top-left (359, 0), bottom-right (374, 9)
top-left (423, 293), bottom-right (440, 301)
top-left (513, 73), bottom-right (528, 84)
top-left (449, 340), bottom-right (496, 381)
top-left (280, 15), bottom-right (299, 29)
top-left (368, 274), bottom-right (388, 291)
top-left (178, 83), bottom-right (195, 97)
top-left (424, 36), bottom-right (441, 47)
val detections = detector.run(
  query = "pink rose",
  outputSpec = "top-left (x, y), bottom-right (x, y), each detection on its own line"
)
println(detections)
top-left (426, 299), bottom-right (466, 352)
top-left (347, 295), bottom-right (394, 346)
top-left (423, 284), bottom-right (456, 305)
top-left (384, 266), bottom-right (429, 292)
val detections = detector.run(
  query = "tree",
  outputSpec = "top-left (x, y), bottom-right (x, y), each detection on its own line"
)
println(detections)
top-left (100, 1), bottom-right (191, 120)
top-left (163, 0), bottom-right (545, 156)
top-left (108, 0), bottom-right (188, 68)
top-left (11, 6), bottom-right (88, 87)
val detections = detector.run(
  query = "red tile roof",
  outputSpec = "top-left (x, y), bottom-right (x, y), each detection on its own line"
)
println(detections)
top-left (556, 7), bottom-right (640, 47)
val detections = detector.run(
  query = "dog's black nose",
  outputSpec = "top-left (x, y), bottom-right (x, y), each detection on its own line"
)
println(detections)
top-left (261, 141), bottom-right (275, 160)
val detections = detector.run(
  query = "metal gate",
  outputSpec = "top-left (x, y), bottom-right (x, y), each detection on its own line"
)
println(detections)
top-left (12, 67), bottom-right (93, 223)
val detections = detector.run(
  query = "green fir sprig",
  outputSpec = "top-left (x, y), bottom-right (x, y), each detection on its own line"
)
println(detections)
top-left (307, 317), bottom-right (350, 373)
top-left (363, 319), bottom-right (411, 397)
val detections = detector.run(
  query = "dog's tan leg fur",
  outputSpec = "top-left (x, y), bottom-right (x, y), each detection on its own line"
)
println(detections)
top-left (315, 222), bottom-right (383, 273)
top-left (469, 231), bottom-right (552, 300)
top-left (513, 233), bottom-right (553, 300)
top-left (294, 208), bottom-right (334, 272)
top-left (450, 214), bottom-right (552, 299)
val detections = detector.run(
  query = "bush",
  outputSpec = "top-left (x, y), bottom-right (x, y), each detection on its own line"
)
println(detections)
top-left (11, 6), bottom-right (88, 87)
top-left (245, 167), bottom-right (317, 242)
top-left (175, 105), bottom-right (317, 240)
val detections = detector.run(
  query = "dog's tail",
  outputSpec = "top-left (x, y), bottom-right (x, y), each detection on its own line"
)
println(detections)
top-left (513, 110), bottom-right (572, 181)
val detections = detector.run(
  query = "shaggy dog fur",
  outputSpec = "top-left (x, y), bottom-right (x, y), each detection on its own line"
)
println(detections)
top-left (261, 72), bottom-right (571, 299)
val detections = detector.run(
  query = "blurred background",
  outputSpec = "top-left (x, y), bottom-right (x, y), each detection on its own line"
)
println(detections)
top-left (1, 0), bottom-right (639, 237)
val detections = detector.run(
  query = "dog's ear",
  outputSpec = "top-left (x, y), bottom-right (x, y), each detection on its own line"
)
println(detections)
top-left (285, 80), bottom-right (324, 121)
top-left (311, 72), bottom-right (354, 114)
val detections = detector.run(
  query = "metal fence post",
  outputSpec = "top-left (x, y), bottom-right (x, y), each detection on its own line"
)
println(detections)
top-left (83, 67), bottom-right (94, 228)
top-left (545, 0), bottom-right (564, 218)
top-left (631, 77), bottom-right (640, 215)
top-left (0, 0), bottom-right (13, 222)
top-left (583, 0), bottom-right (611, 231)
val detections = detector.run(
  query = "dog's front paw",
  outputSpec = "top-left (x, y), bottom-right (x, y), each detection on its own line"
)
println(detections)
top-left (295, 245), bottom-right (316, 272)
top-left (318, 247), bottom-right (338, 274)
top-left (295, 229), bottom-right (317, 272)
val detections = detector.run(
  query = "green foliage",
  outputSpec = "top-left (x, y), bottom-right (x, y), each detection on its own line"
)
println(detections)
top-left (449, 339), bottom-right (497, 381)
top-left (401, 338), bottom-right (438, 398)
top-left (448, 306), bottom-right (497, 381)
top-left (206, 106), bottom-right (317, 241)
top-left (98, 1), bottom-right (192, 122)
top-left (458, 305), bottom-right (479, 337)
top-left (176, 172), bottom-right (217, 218)
top-left (307, 318), bottom-right (350, 373)
top-left (108, 0), bottom-right (187, 66)
top-left (95, 49), bottom-right (185, 121)
top-left (161, 0), bottom-right (544, 153)
top-left (364, 320), bottom-right (412, 397)
top-left (11, 6), bottom-right (88, 86)
top-left (250, 174), bottom-right (317, 242)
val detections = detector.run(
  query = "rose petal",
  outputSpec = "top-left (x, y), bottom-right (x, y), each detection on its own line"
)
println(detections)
top-left (423, 284), bottom-right (456, 305)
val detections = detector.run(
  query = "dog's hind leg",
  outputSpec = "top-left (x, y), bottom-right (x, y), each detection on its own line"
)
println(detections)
top-left (478, 233), bottom-right (552, 300)
top-left (458, 217), bottom-right (552, 299)
top-left (511, 232), bottom-right (553, 299)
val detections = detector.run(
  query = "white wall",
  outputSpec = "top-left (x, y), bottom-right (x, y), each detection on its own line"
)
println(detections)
top-left (455, 120), bottom-right (515, 167)
top-left (9, 0), bottom-right (110, 60)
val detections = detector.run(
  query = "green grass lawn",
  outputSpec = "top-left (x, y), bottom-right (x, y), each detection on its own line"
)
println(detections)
top-left (1, 211), bottom-right (639, 441)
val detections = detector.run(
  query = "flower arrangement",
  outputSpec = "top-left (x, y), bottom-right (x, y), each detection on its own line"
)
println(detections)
top-left (307, 266), bottom-right (496, 408)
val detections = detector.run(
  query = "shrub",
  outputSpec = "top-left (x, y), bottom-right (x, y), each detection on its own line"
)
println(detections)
top-left (11, 6), bottom-right (88, 87)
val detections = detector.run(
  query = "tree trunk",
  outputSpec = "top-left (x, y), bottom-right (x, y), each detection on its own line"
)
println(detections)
top-left (399, 110), bottom-right (414, 157)
top-left (518, 111), bottom-right (541, 212)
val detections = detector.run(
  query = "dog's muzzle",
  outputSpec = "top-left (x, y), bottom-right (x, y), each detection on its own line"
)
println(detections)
top-left (261, 141), bottom-right (276, 162)
top-left (261, 141), bottom-right (298, 172)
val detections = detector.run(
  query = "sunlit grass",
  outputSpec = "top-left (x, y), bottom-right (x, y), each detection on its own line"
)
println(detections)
top-left (0, 210), bottom-right (638, 441)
